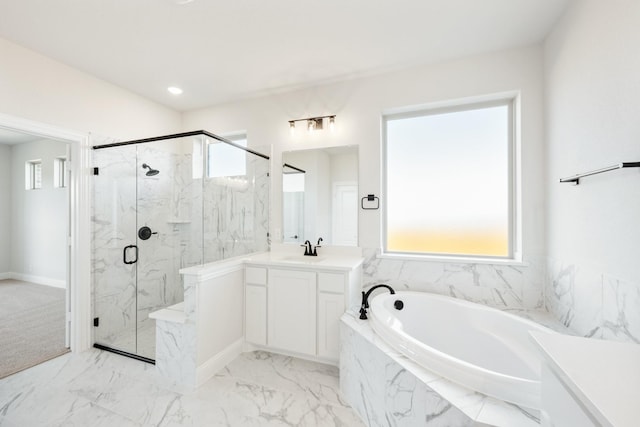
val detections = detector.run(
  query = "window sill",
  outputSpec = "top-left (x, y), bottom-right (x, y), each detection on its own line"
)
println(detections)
top-left (377, 252), bottom-right (527, 267)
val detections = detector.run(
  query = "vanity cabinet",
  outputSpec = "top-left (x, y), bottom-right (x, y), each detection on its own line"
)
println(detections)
top-left (268, 269), bottom-right (317, 356)
top-left (243, 255), bottom-right (362, 364)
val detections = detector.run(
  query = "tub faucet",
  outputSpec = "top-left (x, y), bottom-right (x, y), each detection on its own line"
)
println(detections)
top-left (359, 284), bottom-right (395, 320)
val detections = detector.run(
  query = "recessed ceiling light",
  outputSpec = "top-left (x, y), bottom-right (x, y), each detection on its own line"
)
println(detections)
top-left (167, 86), bottom-right (183, 95)
top-left (173, 0), bottom-right (195, 4)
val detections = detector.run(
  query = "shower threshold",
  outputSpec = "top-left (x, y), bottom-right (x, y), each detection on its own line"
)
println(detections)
top-left (93, 343), bottom-right (156, 365)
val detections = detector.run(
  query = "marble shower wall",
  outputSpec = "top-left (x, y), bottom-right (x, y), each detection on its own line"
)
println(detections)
top-left (203, 148), bottom-right (270, 262)
top-left (136, 140), bottom-right (203, 329)
top-left (93, 139), bottom-right (203, 354)
top-left (92, 136), bottom-right (270, 356)
top-left (362, 248), bottom-right (545, 310)
top-left (545, 258), bottom-right (640, 343)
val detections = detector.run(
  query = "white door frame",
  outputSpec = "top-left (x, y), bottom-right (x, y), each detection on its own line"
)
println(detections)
top-left (0, 112), bottom-right (92, 352)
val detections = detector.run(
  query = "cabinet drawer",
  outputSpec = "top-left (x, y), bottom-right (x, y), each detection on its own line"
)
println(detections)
top-left (246, 267), bottom-right (267, 285)
top-left (318, 272), bottom-right (345, 293)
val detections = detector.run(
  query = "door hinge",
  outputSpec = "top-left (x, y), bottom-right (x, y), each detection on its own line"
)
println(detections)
top-left (93, 167), bottom-right (99, 175)
top-left (93, 317), bottom-right (99, 327)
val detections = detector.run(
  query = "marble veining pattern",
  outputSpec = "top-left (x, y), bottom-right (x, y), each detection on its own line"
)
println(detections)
top-left (92, 139), bottom-right (270, 360)
top-left (340, 313), bottom-right (543, 427)
top-left (545, 257), bottom-right (640, 343)
top-left (0, 349), bottom-right (363, 427)
top-left (362, 248), bottom-right (545, 310)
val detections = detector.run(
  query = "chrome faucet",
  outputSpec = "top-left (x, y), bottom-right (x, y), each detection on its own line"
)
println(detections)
top-left (359, 284), bottom-right (395, 320)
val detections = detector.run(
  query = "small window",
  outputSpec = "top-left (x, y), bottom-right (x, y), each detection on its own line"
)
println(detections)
top-left (25, 160), bottom-right (42, 190)
top-left (383, 98), bottom-right (516, 260)
top-left (54, 157), bottom-right (67, 188)
top-left (207, 134), bottom-right (247, 178)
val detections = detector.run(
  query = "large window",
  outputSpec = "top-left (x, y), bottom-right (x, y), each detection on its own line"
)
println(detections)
top-left (383, 98), bottom-right (516, 259)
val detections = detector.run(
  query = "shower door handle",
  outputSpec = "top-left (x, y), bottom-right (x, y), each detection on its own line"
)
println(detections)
top-left (123, 244), bottom-right (138, 265)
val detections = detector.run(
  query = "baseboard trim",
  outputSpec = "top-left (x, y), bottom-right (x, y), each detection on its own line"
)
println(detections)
top-left (7, 272), bottom-right (66, 289)
top-left (195, 338), bottom-right (244, 387)
top-left (244, 343), bottom-right (339, 367)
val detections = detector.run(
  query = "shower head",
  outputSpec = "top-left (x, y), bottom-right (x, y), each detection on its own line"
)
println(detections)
top-left (142, 163), bottom-right (159, 176)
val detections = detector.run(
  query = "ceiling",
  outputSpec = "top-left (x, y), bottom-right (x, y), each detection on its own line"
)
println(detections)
top-left (0, 0), bottom-right (570, 112)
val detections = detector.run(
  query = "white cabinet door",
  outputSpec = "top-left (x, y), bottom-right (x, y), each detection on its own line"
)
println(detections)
top-left (245, 284), bottom-right (267, 345)
top-left (268, 269), bottom-right (316, 356)
top-left (317, 292), bottom-right (345, 360)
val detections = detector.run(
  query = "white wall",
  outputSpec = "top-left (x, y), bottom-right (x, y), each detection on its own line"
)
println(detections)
top-left (0, 36), bottom-right (181, 140)
top-left (0, 144), bottom-right (10, 275)
top-left (10, 139), bottom-right (68, 284)
top-left (544, 0), bottom-right (640, 342)
top-left (184, 45), bottom-right (547, 309)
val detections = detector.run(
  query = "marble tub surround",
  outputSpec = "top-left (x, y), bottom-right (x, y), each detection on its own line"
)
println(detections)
top-left (0, 348), bottom-right (364, 427)
top-left (545, 258), bottom-right (640, 343)
top-left (531, 332), bottom-right (640, 427)
top-left (362, 248), bottom-right (546, 311)
top-left (341, 313), bottom-right (545, 427)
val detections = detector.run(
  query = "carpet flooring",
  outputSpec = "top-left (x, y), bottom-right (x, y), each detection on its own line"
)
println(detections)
top-left (0, 279), bottom-right (69, 379)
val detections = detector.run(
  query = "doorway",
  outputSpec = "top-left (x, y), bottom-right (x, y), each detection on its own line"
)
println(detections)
top-left (0, 112), bottom-right (92, 358)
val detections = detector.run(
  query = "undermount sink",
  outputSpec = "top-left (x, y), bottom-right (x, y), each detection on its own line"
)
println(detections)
top-left (276, 255), bottom-right (327, 263)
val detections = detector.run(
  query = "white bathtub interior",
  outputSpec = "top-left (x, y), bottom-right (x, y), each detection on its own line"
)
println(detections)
top-left (369, 291), bottom-right (557, 409)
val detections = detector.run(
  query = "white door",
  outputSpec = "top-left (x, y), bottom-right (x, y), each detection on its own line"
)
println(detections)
top-left (332, 182), bottom-right (358, 246)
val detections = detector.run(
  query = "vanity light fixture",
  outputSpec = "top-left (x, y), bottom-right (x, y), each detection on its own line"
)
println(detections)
top-left (287, 115), bottom-right (336, 133)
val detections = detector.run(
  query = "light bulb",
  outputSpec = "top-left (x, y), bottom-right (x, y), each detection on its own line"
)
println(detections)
top-left (308, 120), bottom-right (315, 132)
top-left (329, 116), bottom-right (335, 131)
top-left (289, 121), bottom-right (295, 134)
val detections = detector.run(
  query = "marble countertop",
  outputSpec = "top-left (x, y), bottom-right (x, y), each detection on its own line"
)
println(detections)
top-left (530, 331), bottom-right (640, 427)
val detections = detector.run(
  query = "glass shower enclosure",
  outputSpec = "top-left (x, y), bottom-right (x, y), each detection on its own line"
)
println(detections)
top-left (92, 131), bottom-right (270, 361)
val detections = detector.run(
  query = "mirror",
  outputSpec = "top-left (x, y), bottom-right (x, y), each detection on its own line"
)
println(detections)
top-left (282, 146), bottom-right (358, 246)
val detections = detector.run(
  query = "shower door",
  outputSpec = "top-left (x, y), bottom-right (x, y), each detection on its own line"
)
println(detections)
top-left (93, 137), bottom-right (203, 360)
top-left (93, 145), bottom-right (139, 356)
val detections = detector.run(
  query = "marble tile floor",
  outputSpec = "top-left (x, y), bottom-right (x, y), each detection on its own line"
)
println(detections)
top-left (96, 321), bottom-right (157, 361)
top-left (0, 349), bottom-right (365, 427)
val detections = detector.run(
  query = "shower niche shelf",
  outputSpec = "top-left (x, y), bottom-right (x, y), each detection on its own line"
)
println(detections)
top-left (167, 219), bottom-right (191, 224)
